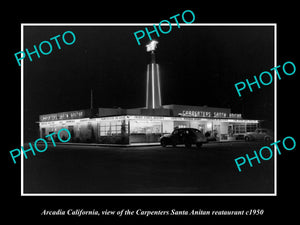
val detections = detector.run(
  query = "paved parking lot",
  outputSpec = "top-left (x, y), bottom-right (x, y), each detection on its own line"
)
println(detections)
top-left (23, 141), bottom-right (274, 194)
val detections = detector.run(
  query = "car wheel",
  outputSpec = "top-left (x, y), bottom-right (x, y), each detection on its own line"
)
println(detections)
top-left (245, 136), bottom-right (250, 141)
top-left (185, 142), bottom-right (192, 148)
top-left (265, 137), bottom-right (270, 141)
top-left (160, 139), bottom-right (167, 147)
top-left (196, 143), bottom-right (202, 149)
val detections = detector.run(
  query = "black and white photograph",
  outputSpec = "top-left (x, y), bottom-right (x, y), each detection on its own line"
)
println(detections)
top-left (5, 4), bottom-right (298, 224)
top-left (22, 24), bottom-right (275, 195)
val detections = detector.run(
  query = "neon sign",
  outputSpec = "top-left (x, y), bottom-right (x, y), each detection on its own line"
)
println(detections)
top-left (40, 110), bottom-right (85, 122)
top-left (178, 110), bottom-right (242, 119)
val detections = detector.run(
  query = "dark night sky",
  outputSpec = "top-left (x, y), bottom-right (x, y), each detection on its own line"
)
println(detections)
top-left (24, 25), bottom-right (274, 138)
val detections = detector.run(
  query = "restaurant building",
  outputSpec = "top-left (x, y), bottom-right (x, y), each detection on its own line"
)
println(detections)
top-left (39, 105), bottom-right (259, 144)
top-left (38, 40), bottom-right (259, 145)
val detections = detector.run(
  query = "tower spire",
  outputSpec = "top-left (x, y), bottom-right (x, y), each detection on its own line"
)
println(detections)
top-left (145, 40), bottom-right (161, 109)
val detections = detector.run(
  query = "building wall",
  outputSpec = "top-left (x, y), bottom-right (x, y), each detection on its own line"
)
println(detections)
top-left (97, 118), bottom-right (129, 144)
top-left (39, 115), bottom-right (259, 144)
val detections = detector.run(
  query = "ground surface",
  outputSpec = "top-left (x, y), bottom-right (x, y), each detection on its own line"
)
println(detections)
top-left (23, 141), bottom-right (274, 194)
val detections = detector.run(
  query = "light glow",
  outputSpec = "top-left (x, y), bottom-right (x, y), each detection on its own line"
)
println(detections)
top-left (206, 123), bottom-right (212, 130)
top-left (146, 40), bottom-right (158, 52)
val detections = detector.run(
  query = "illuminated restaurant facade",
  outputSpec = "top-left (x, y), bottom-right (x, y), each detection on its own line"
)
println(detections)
top-left (38, 40), bottom-right (259, 144)
top-left (38, 105), bottom-right (259, 144)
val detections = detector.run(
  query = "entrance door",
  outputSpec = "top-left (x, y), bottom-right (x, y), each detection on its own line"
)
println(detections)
top-left (67, 126), bottom-right (74, 142)
top-left (228, 125), bottom-right (233, 137)
top-left (213, 124), bottom-right (220, 140)
top-left (198, 124), bottom-right (206, 133)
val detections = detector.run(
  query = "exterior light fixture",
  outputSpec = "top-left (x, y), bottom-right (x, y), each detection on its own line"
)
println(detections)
top-left (146, 40), bottom-right (159, 52)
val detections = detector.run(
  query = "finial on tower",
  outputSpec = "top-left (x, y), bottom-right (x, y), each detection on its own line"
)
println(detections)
top-left (146, 40), bottom-right (159, 52)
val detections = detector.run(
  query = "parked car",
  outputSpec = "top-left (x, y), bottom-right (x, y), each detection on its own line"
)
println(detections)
top-left (160, 128), bottom-right (207, 148)
top-left (244, 128), bottom-right (274, 141)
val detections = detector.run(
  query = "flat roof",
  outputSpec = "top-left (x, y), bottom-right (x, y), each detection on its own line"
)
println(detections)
top-left (39, 104), bottom-right (246, 122)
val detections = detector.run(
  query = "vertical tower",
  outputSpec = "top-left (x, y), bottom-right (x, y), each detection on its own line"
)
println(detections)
top-left (146, 40), bottom-right (162, 109)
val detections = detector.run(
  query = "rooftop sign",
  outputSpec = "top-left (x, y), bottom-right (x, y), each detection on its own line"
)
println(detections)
top-left (178, 110), bottom-right (242, 119)
top-left (40, 110), bottom-right (86, 122)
